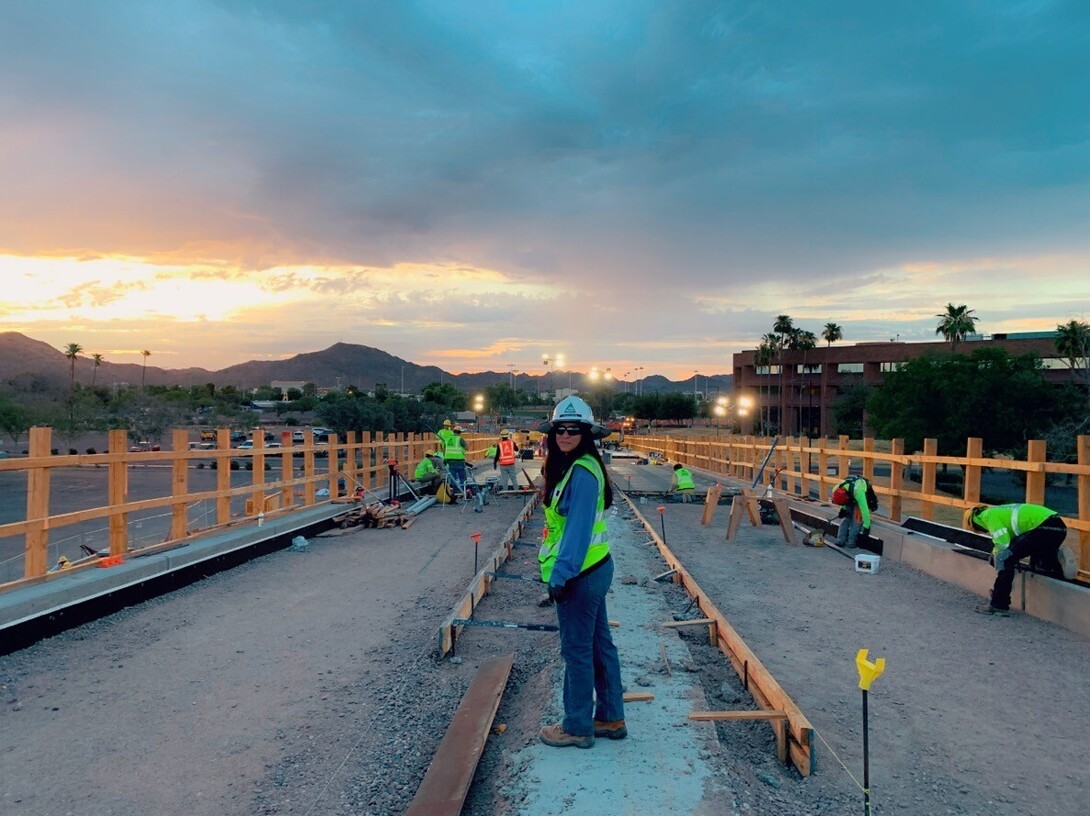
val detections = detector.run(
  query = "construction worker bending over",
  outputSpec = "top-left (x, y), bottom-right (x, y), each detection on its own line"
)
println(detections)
top-left (966, 504), bottom-right (1078, 616)
top-left (669, 463), bottom-right (695, 502)
top-left (443, 425), bottom-right (468, 491)
top-left (831, 475), bottom-right (875, 549)
top-left (538, 396), bottom-right (626, 749)
top-left (413, 451), bottom-right (443, 495)
top-left (494, 429), bottom-right (520, 491)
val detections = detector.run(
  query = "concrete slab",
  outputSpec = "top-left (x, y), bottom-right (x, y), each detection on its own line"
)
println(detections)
top-left (504, 513), bottom-right (732, 814)
top-left (0, 503), bottom-right (345, 634)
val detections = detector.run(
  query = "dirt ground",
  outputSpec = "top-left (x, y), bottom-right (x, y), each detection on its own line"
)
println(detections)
top-left (609, 461), bottom-right (1090, 816)
top-left (3, 453), bottom-right (1088, 815)
top-left (0, 481), bottom-right (537, 816)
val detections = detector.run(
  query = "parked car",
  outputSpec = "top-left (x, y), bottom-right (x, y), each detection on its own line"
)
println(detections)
top-left (229, 431), bottom-right (247, 444)
top-left (236, 440), bottom-right (254, 450)
top-left (128, 442), bottom-right (161, 452)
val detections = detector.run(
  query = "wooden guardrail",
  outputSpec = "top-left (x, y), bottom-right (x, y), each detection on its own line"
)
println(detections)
top-left (622, 433), bottom-right (1090, 580)
top-left (0, 426), bottom-right (491, 590)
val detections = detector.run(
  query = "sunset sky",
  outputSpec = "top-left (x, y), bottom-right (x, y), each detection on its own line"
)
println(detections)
top-left (2, 1), bottom-right (1088, 380)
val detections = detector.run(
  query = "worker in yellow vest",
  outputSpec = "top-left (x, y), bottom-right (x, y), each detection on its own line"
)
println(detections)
top-left (538, 396), bottom-right (625, 749)
top-left (443, 425), bottom-right (468, 491)
top-left (669, 463), bottom-right (695, 502)
top-left (493, 429), bottom-right (520, 491)
top-left (413, 451), bottom-right (443, 494)
top-left (435, 418), bottom-right (454, 450)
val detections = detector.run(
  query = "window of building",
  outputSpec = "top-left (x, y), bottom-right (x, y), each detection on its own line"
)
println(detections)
top-left (1040, 357), bottom-right (1074, 370)
top-left (880, 362), bottom-right (904, 373)
top-left (755, 365), bottom-right (781, 376)
top-left (796, 364), bottom-right (822, 374)
top-left (837, 363), bottom-right (864, 374)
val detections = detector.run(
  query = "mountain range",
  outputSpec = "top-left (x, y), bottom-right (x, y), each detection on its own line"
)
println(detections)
top-left (0, 331), bottom-right (731, 396)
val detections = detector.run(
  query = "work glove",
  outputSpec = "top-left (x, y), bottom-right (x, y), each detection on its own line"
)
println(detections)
top-left (861, 526), bottom-right (870, 538)
top-left (994, 548), bottom-right (1012, 572)
top-left (547, 582), bottom-right (569, 604)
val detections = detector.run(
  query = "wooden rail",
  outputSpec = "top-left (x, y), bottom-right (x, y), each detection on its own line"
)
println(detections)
top-left (623, 493), bottom-right (814, 776)
top-left (0, 426), bottom-right (492, 590)
top-left (623, 433), bottom-right (1090, 579)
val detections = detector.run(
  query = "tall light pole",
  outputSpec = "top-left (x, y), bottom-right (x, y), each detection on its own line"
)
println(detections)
top-left (473, 393), bottom-right (485, 432)
top-left (635, 366), bottom-right (645, 396)
top-left (507, 363), bottom-right (517, 389)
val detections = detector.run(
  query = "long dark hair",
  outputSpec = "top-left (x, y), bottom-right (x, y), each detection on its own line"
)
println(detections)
top-left (542, 425), bottom-right (613, 509)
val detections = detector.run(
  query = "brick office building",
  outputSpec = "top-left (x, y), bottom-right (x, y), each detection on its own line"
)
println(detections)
top-left (731, 332), bottom-right (1077, 438)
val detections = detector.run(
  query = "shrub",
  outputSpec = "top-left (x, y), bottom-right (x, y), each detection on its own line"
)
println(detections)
top-left (86, 447), bottom-right (97, 455)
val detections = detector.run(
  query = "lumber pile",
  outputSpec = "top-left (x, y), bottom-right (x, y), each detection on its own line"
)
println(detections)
top-left (333, 500), bottom-right (422, 530)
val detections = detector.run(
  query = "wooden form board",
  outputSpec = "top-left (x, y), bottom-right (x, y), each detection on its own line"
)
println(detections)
top-left (624, 493), bottom-right (814, 776)
top-left (438, 493), bottom-right (542, 657)
top-left (405, 653), bottom-right (513, 816)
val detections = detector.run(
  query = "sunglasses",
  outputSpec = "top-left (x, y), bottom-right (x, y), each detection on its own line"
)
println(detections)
top-left (554, 425), bottom-right (584, 436)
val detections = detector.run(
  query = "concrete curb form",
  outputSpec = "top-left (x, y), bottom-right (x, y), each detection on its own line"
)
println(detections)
top-left (505, 510), bottom-right (725, 815)
top-left (0, 503), bottom-right (346, 644)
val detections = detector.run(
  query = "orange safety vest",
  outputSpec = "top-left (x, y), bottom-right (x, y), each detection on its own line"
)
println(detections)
top-left (498, 439), bottom-right (517, 466)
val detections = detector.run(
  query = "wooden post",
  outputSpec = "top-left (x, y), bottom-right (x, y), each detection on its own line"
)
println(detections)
top-left (963, 437), bottom-right (983, 519)
top-left (1077, 435), bottom-right (1089, 573)
top-left (216, 428), bottom-right (231, 524)
top-left (251, 429), bottom-right (266, 515)
top-left (888, 439), bottom-right (904, 523)
top-left (108, 429), bottom-right (130, 555)
top-left (327, 433), bottom-right (340, 500)
top-left (170, 428), bottom-right (189, 541)
top-left (817, 438), bottom-right (829, 501)
top-left (25, 427), bottom-right (52, 578)
top-left (281, 435), bottom-right (294, 510)
top-left (862, 437), bottom-right (875, 484)
top-left (838, 434), bottom-right (850, 482)
top-left (800, 436), bottom-right (812, 500)
top-left (303, 433), bottom-right (316, 506)
top-left (920, 438), bottom-right (938, 521)
top-left (1025, 439), bottom-right (1046, 505)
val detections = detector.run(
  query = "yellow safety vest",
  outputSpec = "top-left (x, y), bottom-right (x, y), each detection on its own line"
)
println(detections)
top-left (675, 467), bottom-right (695, 490)
top-left (445, 434), bottom-right (466, 460)
top-left (539, 454), bottom-right (610, 583)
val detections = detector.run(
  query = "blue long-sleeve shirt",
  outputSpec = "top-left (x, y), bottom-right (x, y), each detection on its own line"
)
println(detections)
top-left (549, 466), bottom-right (599, 586)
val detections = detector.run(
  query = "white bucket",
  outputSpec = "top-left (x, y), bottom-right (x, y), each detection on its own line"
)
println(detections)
top-left (854, 553), bottom-right (880, 574)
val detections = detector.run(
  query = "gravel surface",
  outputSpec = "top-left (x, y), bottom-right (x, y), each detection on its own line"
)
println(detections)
top-left (0, 484), bottom-right (537, 816)
top-left (4, 453), bottom-right (1085, 816)
top-left (612, 460), bottom-right (1090, 816)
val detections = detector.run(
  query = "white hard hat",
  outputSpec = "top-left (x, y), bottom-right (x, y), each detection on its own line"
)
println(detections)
top-left (544, 396), bottom-right (609, 439)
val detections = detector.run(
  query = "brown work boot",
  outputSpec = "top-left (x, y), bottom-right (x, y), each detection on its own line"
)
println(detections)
top-left (594, 719), bottom-right (628, 740)
top-left (539, 723), bottom-right (594, 749)
top-left (974, 604), bottom-right (1011, 617)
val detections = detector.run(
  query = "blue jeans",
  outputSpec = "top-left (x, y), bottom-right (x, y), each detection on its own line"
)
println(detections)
top-left (445, 460), bottom-right (466, 490)
top-left (554, 557), bottom-right (625, 736)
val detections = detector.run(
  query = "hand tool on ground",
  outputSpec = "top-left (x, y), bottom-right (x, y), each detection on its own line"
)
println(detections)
top-left (452, 618), bottom-right (559, 632)
top-left (657, 505), bottom-right (667, 545)
top-left (486, 571), bottom-right (541, 583)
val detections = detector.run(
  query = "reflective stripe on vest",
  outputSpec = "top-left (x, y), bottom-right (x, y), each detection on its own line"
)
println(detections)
top-left (538, 454), bottom-right (609, 583)
top-left (498, 439), bottom-right (517, 466)
top-left (445, 434), bottom-right (465, 460)
top-left (675, 468), bottom-right (694, 490)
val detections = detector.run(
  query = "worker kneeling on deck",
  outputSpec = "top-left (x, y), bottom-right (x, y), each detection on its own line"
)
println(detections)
top-left (669, 463), bottom-right (695, 502)
top-left (413, 451), bottom-right (443, 495)
top-left (966, 504), bottom-right (1079, 616)
top-left (538, 397), bottom-right (626, 749)
top-left (494, 429), bottom-right (520, 491)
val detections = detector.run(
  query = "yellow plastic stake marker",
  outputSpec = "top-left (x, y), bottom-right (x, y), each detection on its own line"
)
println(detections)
top-left (856, 648), bottom-right (886, 691)
top-left (855, 648), bottom-right (887, 816)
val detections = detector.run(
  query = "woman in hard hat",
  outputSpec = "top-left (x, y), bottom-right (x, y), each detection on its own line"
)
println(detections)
top-left (538, 396), bottom-right (626, 748)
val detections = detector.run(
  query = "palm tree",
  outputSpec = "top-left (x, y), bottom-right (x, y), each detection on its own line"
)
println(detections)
top-left (1055, 319), bottom-right (1090, 389)
top-left (140, 349), bottom-right (151, 388)
top-left (63, 343), bottom-right (83, 391)
top-left (822, 322), bottom-right (843, 347)
top-left (91, 353), bottom-right (104, 387)
top-left (935, 304), bottom-right (978, 351)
